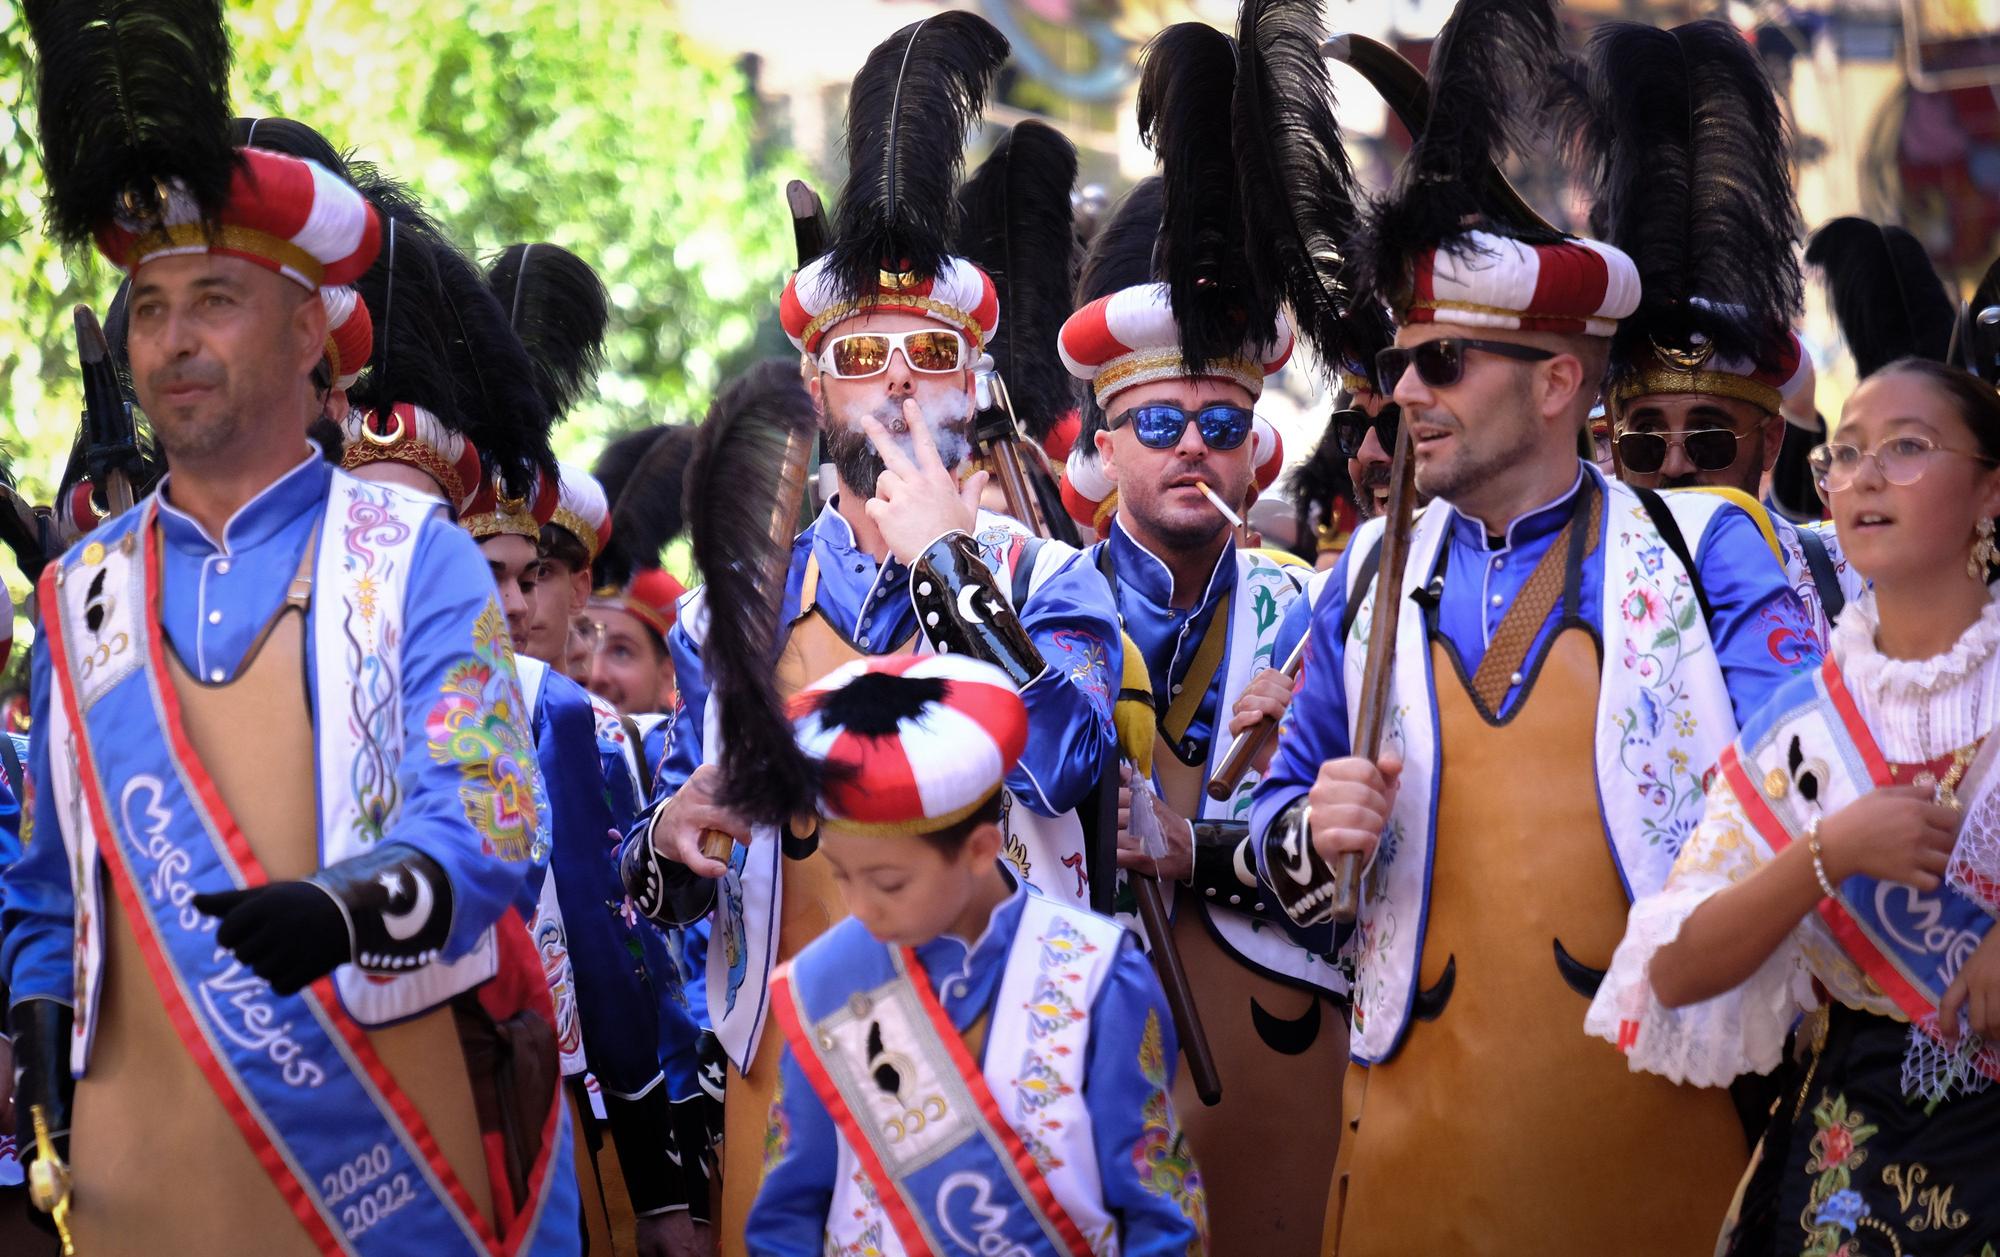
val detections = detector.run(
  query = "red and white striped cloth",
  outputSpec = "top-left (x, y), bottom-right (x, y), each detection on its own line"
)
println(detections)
top-left (789, 654), bottom-right (1027, 836)
top-left (1404, 231), bottom-right (1640, 338)
top-left (339, 404), bottom-right (485, 515)
top-left (321, 286), bottom-right (373, 390)
top-left (1059, 282), bottom-right (1292, 408)
top-left (549, 463), bottom-right (612, 562)
top-left (97, 147), bottom-right (380, 292)
top-left (780, 256), bottom-right (999, 355)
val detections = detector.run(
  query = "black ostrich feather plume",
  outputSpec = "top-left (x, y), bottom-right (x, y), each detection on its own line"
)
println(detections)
top-left (826, 12), bottom-right (1009, 303)
top-left (1806, 218), bottom-right (1954, 377)
top-left (593, 424), bottom-right (698, 590)
top-left (1138, 22), bottom-right (1258, 374)
top-left (27, 0), bottom-right (237, 251)
top-left (953, 120), bottom-right (1081, 443)
top-left (1565, 19), bottom-right (1802, 368)
top-left (684, 361), bottom-right (822, 823)
top-left (487, 242), bottom-right (610, 422)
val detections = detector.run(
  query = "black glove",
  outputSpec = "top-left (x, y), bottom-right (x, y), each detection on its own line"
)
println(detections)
top-left (193, 845), bottom-right (454, 995)
top-left (1190, 820), bottom-right (1285, 924)
top-left (9, 998), bottom-right (74, 1237)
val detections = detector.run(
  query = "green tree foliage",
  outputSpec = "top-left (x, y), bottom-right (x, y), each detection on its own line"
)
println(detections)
top-left (0, 0), bottom-right (795, 504)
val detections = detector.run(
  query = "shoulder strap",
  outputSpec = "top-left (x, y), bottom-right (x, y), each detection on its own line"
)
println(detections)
top-left (1634, 487), bottom-right (1714, 627)
top-left (1010, 536), bottom-right (1048, 607)
top-left (1338, 533), bottom-right (1384, 644)
top-left (0, 733), bottom-right (24, 802)
top-left (1795, 525), bottom-right (1845, 623)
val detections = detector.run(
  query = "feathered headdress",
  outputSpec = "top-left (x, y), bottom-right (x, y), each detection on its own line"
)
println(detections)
top-left (347, 169), bottom-right (554, 499)
top-left (486, 243), bottom-right (610, 422)
top-left (1806, 218), bottom-right (1954, 378)
top-left (231, 115), bottom-right (346, 173)
top-left (1137, 22), bottom-right (1261, 374)
top-left (825, 11), bottom-right (1009, 302)
top-left (27, 0), bottom-right (237, 251)
top-left (591, 423), bottom-right (698, 590)
top-left (1351, 0), bottom-right (1566, 305)
top-left (952, 120), bottom-right (1081, 443)
top-left (1565, 19), bottom-right (1802, 371)
top-left (1076, 177), bottom-right (1164, 308)
top-left (1233, 0), bottom-right (1379, 377)
top-left (684, 361), bottom-right (823, 825)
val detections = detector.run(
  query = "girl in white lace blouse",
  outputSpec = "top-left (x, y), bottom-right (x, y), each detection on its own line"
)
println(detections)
top-left (1587, 358), bottom-right (2000, 1256)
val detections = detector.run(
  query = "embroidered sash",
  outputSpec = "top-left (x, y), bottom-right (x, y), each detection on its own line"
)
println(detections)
top-left (1719, 660), bottom-right (2000, 1084)
top-left (1339, 470), bottom-right (1741, 1063)
top-left (44, 505), bottom-right (513, 1256)
top-left (516, 658), bottom-right (585, 1077)
top-left (773, 896), bottom-right (1121, 1256)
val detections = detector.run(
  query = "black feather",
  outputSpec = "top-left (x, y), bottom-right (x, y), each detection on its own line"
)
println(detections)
top-left (1806, 218), bottom-right (1955, 377)
top-left (953, 121), bottom-right (1081, 443)
top-left (1284, 413), bottom-right (1357, 542)
top-left (231, 116), bottom-right (347, 176)
top-left (26, 0), bottom-right (237, 251)
top-left (1354, 0), bottom-right (1565, 308)
top-left (827, 12), bottom-right (1009, 302)
top-left (487, 243), bottom-right (610, 421)
top-left (1076, 177), bottom-right (1163, 307)
top-left (1138, 23), bottom-right (1260, 374)
top-left (1234, 0), bottom-right (1370, 375)
top-left (593, 424), bottom-right (698, 590)
top-left (807, 670), bottom-right (949, 738)
top-left (1950, 254), bottom-right (2000, 384)
top-left (684, 361), bottom-right (822, 824)
top-left (1568, 20), bottom-right (1801, 369)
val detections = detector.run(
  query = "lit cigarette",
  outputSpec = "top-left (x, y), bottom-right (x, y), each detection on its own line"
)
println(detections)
top-left (1197, 481), bottom-right (1243, 528)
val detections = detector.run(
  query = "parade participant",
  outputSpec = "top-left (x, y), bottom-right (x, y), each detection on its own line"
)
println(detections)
top-left (1589, 357), bottom-right (2000, 1254)
top-left (585, 569), bottom-right (684, 732)
top-left (1246, 2), bottom-right (1819, 1252)
top-left (624, 17), bottom-right (1120, 1248)
top-left (3, 4), bottom-right (580, 1249)
top-left (1053, 18), bottom-right (1350, 1239)
top-left (483, 242), bottom-right (618, 674)
top-left (747, 655), bottom-right (1207, 1254)
top-left (1569, 19), bottom-right (1849, 641)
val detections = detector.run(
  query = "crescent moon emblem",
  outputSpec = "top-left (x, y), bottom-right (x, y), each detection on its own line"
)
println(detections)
top-left (382, 866), bottom-right (435, 941)
top-left (956, 584), bottom-right (985, 624)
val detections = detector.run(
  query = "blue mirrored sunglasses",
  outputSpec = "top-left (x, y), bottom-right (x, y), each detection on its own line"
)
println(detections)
top-left (1108, 403), bottom-right (1255, 451)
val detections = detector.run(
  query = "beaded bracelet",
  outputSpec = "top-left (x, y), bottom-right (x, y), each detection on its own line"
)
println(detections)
top-left (1806, 814), bottom-right (1839, 900)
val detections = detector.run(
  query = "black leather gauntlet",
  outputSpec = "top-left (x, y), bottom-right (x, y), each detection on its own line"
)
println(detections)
top-left (193, 844), bottom-right (454, 993)
top-left (604, 1084), bottom-right (682, 1217)
top-left (910, 532), bottom-right (1046, 688)
top-left (1190, 820), bottom-right (1284, 923)
top-left (620, 822), bottom-right (716, 928)
top-left (9, 997), bottom-right (74, 1209)
top-left (1262, 798), bottom-right (1343, 927)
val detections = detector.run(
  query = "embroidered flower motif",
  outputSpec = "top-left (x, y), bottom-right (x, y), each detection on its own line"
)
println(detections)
top-left (1622, 587), bottom-right (1664, 628)
top-left (1813, 1189), bottom-right (1867, 1230)
top-left (1039, 917), bottom-right (1099, 968)
top-left (426, 602), bottom-right (542, 862)
top-left (1638, 543), bottom-right (1666, 575)
top-left (762, 1078), bottom-right (790, 1172)
top-left (1023, 975), bottom-right (1084, 1038)
top-left (1013, 1050), bottom-right (1076, 1112)
top-left (1132, 1010), bottom-right (1208, 1244)
top-left (1800, 1092), bottom-right (1878, 1255)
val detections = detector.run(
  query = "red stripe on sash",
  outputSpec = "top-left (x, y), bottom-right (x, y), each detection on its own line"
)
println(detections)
top-left (770, 967), bottom-right (933, 1254)
top-left (1718, 663), bottom-right (1934, 1023)
top-left (898, 947), bottom-right (1094, 1257)
top-left (47, 518), bottom-right (532, 1256)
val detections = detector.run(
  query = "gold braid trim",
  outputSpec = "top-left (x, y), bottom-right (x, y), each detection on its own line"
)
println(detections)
top-left (129, 223), bottom-right (324, 288)
top-left (549, 507), bottom-right (603, 561)
top-left (341, 441), bottom-right (469, 506)
top-left (801, 295), bottom-right (985, 352)
top-left (1092, 350), bottom-right (1262, 408)
top-left (462, 510), bottom-right (540, 541)
top-left (1610, 368), bottom-right (1781, 416)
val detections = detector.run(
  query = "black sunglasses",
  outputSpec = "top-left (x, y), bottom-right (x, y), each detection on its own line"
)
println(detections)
top-left (1108, 403), bottom-right (1255, 451)
top-left (1331, 404), bottom-right (1401, 461)
top-left (1614, 428), bottom-right (1739, 474)
top-left (1375, 338), bottom-right (1556, 391)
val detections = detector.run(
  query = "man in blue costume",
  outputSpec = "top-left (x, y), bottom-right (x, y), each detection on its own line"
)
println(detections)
top-left (0, 8), bottom-right (579, 1246)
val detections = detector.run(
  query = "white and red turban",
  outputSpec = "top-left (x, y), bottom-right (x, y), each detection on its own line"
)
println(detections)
top-left (1402, 232), bottom-right (1641, 339)
top-left (1059, 282), bottom-right (1293, 409)
top-left (779, 257), bottom-right (999, 356)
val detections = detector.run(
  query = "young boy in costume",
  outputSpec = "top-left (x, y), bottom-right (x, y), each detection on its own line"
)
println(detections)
top-left (748, 655), bottom-right (1208, 1255)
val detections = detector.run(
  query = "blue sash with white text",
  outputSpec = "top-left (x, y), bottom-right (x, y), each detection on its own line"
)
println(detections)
top-left (43, 507), bottom-right (516, 1256)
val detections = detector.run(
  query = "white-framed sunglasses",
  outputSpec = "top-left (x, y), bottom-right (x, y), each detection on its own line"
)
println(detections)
top-left (815, 328), bottom-right (968, 379)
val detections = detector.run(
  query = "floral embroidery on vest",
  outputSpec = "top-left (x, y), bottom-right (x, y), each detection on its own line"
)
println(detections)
top-left (1801, 1092), bottom-right (1879, 1255)
top-left (1132, 1008), bottom-right (1208, 1245)
top-left (425, 600), bottom-right (541, 862)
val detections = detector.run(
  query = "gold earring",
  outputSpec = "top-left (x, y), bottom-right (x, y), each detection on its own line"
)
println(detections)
top-left (1970, 518), bottom-right (1997, 581)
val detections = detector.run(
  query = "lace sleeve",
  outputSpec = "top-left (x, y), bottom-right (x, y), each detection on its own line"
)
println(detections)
top-left (1585, 774), bottom-right (1816, 1087)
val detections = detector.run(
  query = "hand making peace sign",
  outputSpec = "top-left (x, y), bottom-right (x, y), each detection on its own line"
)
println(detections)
top-left (859, 397), bottom-right (990, 566)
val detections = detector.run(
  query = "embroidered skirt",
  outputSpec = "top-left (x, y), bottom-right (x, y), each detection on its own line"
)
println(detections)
top-left (1723, 1002), bottom-right (2000, 1257)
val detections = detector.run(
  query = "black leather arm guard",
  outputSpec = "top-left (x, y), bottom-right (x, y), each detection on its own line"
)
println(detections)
top-left (1262, 798), bottom-right (1342, 928)
top-left (620, 821), bottom-right (716, 928)
top-left (910, 532), bottom-right (1046, 688)
top-left (9, 997), bottom-right (74, 1177)
top-left (310, 845), bottom-right (455, 976)
top-left (1190, 820), bottom-right (1285, 924)
top-left (670, 1093), bottom-right (719, 1225)
top-left (603, 1084), bottom-right (683, 1217)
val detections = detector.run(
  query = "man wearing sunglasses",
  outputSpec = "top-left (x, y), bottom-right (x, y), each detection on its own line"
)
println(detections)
top-left (629, 27), bottom-right (1123, 1239)
top-left (1248, 204), bottom-right (1819, 1257)
top-left (1327, 379), bottom-right (1410, 527)
top-left (1058, 256), bottom-right (1349, 1242)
